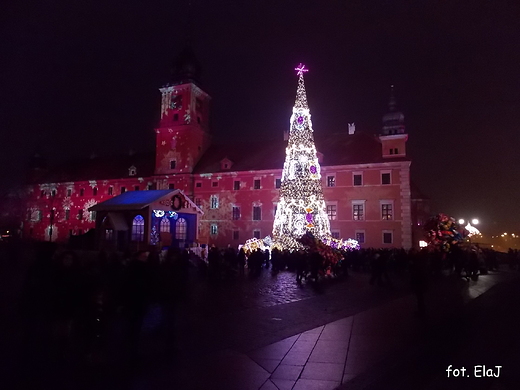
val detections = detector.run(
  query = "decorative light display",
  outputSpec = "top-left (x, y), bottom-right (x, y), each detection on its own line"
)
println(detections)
top-left (272, 64), bottom-right (358, 250)
top-left (153, 209), bottom-right (165, 218)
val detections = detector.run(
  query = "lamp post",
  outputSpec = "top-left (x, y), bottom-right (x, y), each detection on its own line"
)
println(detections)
top-left (48, 190), bottom-right (56, 242)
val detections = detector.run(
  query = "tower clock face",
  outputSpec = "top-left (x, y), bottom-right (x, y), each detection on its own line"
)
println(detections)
top-left (170, 95), bottom-right (182, 110)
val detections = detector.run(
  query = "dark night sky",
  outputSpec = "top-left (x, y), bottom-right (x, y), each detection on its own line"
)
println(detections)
top-left (1, 0), bottom-right (520, 235)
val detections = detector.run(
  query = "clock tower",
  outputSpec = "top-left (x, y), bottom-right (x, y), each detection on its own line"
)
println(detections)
top-left (155, 47), bottom-right (211, 175)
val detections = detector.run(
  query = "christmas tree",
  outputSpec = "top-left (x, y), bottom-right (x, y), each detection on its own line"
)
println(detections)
top-left (272, 64), bottom-right (333, 250)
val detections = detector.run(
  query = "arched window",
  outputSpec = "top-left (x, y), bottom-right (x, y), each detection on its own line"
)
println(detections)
top-left (132, 215), bottom-right (145, 241)
top-left (175, 217), bottom-right (187, 240)
top-left (160, 216), bottom-right (170, 233)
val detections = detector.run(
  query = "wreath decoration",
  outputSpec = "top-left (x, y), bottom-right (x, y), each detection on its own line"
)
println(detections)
top-left (171, 194), bottom-right (183, 211)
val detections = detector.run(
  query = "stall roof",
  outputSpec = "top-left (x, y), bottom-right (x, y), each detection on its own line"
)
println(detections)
top-left (89, 189), bottom-right (176, 211)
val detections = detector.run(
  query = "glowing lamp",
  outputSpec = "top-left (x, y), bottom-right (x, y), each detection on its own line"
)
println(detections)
top-left (458, 219), bottom-right (465, 225)
top-left (419, 240), bottom-right (427, 248)
top-left (472, 219), bottom-right (479, 225)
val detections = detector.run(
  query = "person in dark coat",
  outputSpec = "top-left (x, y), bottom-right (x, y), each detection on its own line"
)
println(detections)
top-left (410, 249), bottom-right (430, 318)
top-left (120, 250), bottom-right (152, 360)
top-left (237, 248), bottom-right (246, 275)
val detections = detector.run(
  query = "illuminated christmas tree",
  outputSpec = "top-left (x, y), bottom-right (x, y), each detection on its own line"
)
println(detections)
top-left (272, 64), bottom-right (332, 249)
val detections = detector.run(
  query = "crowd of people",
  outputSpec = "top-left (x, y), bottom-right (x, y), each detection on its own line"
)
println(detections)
top-left (4, 240), bottom-right (515, 376)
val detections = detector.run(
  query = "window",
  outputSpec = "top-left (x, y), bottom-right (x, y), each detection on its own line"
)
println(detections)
top-left (175, 218), bottom-right (187, 240)
top-left (132, 215), bottom-right (144, 241)
top-left (90, 211), bottom-right (96, 221)
top-left (66, 189), bottom-right (72, 197)
top-left (234, 181), bottom-right (240, 190)
top-left (170, 94), bottom-right (182, 109)
top-left (65, 209), bottom-right (70, 221)
top-left (195, 198), bottom-right (202, 207)
top-left (253, 230), bottom-right (261, 239)
top-left (134, 185), bottom-right (140, 191)
top-left (355, 231), bottom-right (365, 244)
top-left (80, 188), bottom-right (84, 196)
top-left (353, 203), bottom-right (364, 220)
top-left (275, 178), bottom-right (282, 189)
top-left (382, 203), bottom-right (393, 220)
top-left (326, 205), bottom-right (337, 220)
top-left (128, 166), bottom-right (137, 176)
top-left (331, 231), bottom-right (340, 239)
top-left (168, 183), bottom-right (175, 190)
top-left (233, 230), bottom-right (239, 240)
top-left (254, 179), bottom-right (261, 189)
top-left (210, 224), bottom-right (218, 235)
top-left (93, 187), bottom-right (98, 196)
top-left (170, 160), bottom-right (176, 170)
top-left (381, 172), bottom-right (391, 185)
top-left (383, 231), bottom-right (393, 244)
top-left (147, 183), bottom-right (155, 190)
top-left (108, 186), bottom-right (113, 195)
top-left (327, 175), bottom-right (336, 187)
top-left (78, 209), bottom-right (83, 220)
top-left (353, 174), bottom-right (362, 186)
top-left (105, 229), bottom-right (113, 241)
top-left (212, 181), bottom-right (218, 187)
top-left (394, 148), bottom-right (399, 154)
top-left (196, 182), bottom-right (202, 188)
top-left (253, 206), bottom-right (262, 221)
top-left (160, 217), bottom-right (170, 233)
top-left (232, 206), bottom-right (240, 220)
top-left (51, 189), bottom-right (56, 197)
top-left (121, 187), bottom-right (126, 194)
top-left (210, 195), bottom-right (219, 209)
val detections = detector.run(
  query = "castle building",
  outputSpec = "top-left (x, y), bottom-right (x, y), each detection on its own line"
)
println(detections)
top-left (19, 49), bottom-right (420, 250)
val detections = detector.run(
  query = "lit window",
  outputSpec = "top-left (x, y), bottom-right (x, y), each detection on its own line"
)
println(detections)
top-left (253, 206), bottom-right (262, 221)
top-left (327, 205), bottom-right (337, 220)
top-left (234, 181), bottom-right (240, 190)
top-left (254, 179), bottom-right (261, 189)
top-left (232, 206), bottom-right (240, 220)
top-left (382, 204), bottom-right (393, 220)
top-left (381, 172), bottom-right (391, 185)
top-left (253, 230), bottom-right (261, 239)
top-left (353, 174), bottom-right (362, 186)
top-left (327, 175), bottom-right (336, 187)
top-left (210, 195), bottom-right (219, 209)
top-left (356, 231), bottom-right (365, 244)
top-left (210, 224), bottom-right (218, 235)
top-left (160, 217), bottom-right (170, 233)
top-left (175, 218), bottom-right (187, 240)
top-left (132, 215), bottom-right (145, 241)
top-left (353, 203), bottom-right (364, 220)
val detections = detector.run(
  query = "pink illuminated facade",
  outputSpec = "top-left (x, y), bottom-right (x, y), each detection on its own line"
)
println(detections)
top-left (15, 51), bottom-right (421, 249)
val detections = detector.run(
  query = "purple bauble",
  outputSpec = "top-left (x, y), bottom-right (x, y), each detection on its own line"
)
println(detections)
top-left (297, 115), bottom-right (304, 125)
top-left (306, 213), bottom-right (313, 223)
top-left (309, 165), bottom-right (317, 174)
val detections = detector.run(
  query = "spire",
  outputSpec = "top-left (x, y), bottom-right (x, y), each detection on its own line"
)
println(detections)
top-left (294, 63), bottom-right (309, 109)
top-left (382, 84), bottom-right (405, 135)
top-left (388, 84), bottom-right (397, 111)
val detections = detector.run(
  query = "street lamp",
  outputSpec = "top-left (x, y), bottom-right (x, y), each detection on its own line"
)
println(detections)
top-left (458, 219), bottom-right (465, 225)
top-left (472, 219), bottom-right (479, 225)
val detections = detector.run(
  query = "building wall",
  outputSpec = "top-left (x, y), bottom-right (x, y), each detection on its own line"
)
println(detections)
top-left (21, 160), bottom-right (413, 250)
